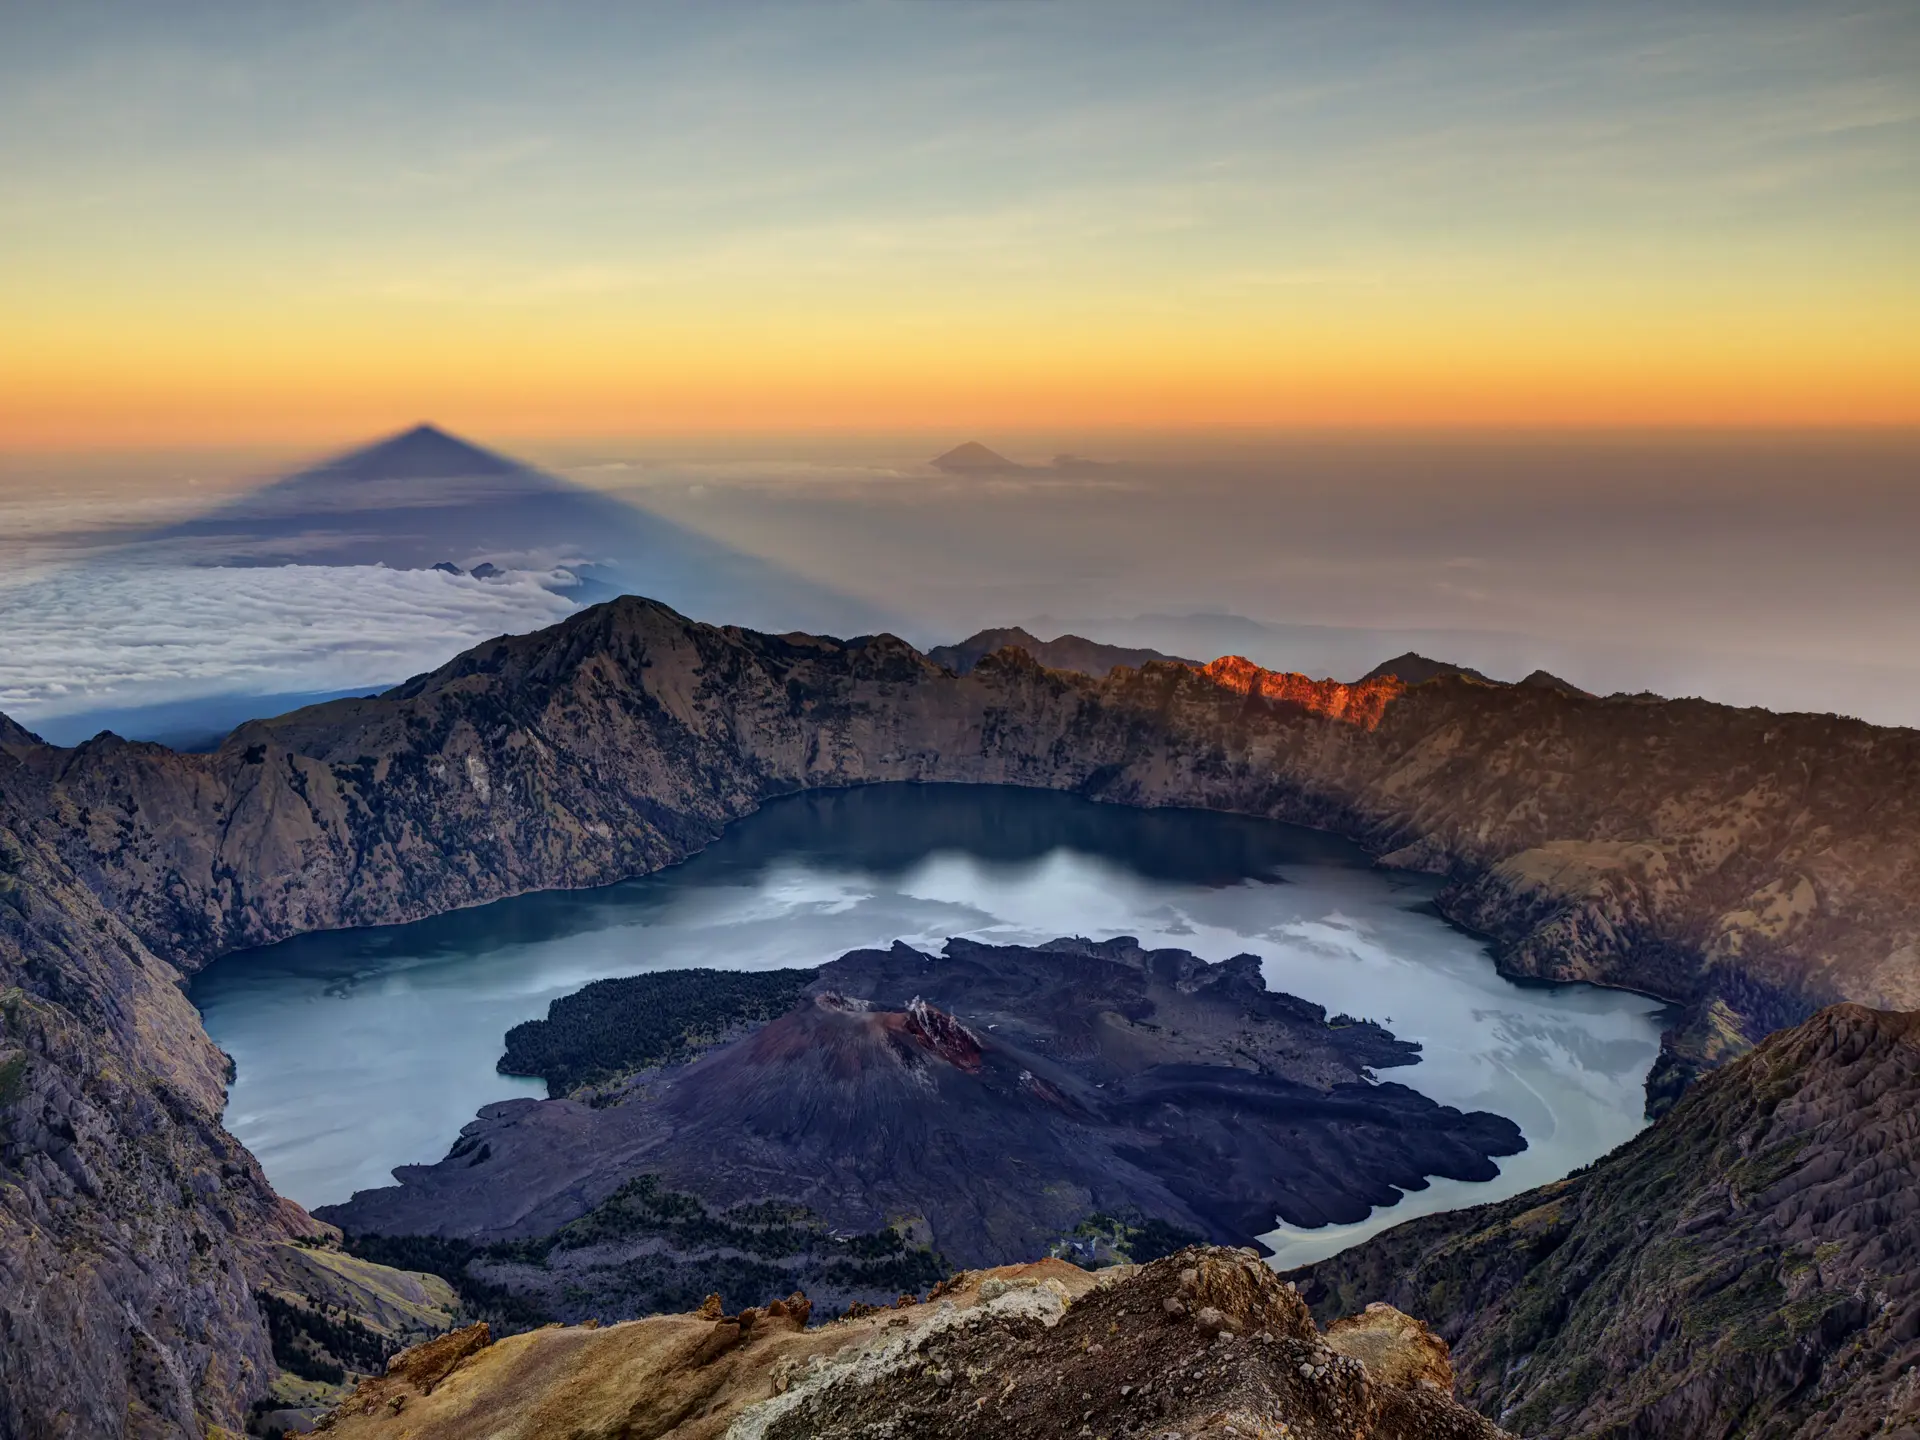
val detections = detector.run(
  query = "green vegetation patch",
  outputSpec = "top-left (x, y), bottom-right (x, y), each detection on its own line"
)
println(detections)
top-left (1066, 1212), bottom-right (1205, 1266)
top-left (0, 1053), bottom-right (27, 1107)
top-left (338, 1233), bottom-right (554, 1329)
top-left (499, 967), bottom-right (819, 1097)
top-left (255, 1290), bottom-right (396, 1385)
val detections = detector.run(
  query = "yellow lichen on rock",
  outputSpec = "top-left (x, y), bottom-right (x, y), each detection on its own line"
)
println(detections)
top-left (1326, 1303), bottom-right (1454, 1392)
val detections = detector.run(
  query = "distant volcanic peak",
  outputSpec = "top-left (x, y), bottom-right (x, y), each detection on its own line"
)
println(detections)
top-left (760, 992), bottom-right (981, 1077)
top-left (315, 423), bottom-right (527, 482)
top-left (930, 441), bottom-right (1021, 473)
top-left (1201, 655), bottom-right (1405, 730)
top-left (1358, 652), bottom-right (1492, 687)
top-left (971, 625), bottom-right (1045, 650)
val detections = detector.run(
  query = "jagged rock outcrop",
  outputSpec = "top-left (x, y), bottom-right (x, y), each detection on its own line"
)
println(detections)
top-left (316, 1248), bottom-right (1512, 1439)
top-left (0, 800), bottom-right (315, 1437)
top-left (1294, 1004), bottom-right (1920, 1439)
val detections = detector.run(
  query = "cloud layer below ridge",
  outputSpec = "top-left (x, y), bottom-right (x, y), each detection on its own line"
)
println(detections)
top-left (0, 563), bottom-right (581, 723)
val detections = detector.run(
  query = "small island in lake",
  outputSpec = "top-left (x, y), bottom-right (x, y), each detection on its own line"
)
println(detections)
top-left (319, 937), bottom-right (1524, 1321)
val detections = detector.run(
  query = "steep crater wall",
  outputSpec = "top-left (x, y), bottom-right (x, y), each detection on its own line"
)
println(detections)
top-left (15, 597), bottom-right (1917, 1090)
top-left (2, 595), bottom-right (1917, 1436)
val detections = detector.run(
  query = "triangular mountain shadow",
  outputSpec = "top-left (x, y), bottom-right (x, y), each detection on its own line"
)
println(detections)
top-left (141, 424), bottom-right (891, 637)
top-left (930, 441), bottom-right (1022, 474)
top-left (25, 687), bottom-right (386, 753)
top-left (293, 422), bottom-right (524, 481)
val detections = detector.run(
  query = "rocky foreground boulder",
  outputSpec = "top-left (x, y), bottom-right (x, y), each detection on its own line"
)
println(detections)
top-left (316, 1247), bottom-right (1509, 1440)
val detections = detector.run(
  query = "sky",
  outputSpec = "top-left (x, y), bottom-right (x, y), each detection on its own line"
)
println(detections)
top-left (2, 4), bottom-right (1917, 734)
top-left (3, 1), bottom-right (1918, 444)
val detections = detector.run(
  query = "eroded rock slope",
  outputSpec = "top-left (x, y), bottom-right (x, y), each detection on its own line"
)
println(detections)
top-left (1295, 1004), bottom-right (1920, 1440)
top-left (0, 781), bottom-right (312, 1437)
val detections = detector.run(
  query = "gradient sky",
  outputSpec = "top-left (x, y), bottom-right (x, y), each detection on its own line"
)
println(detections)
top-left (3, 1), bottom-right (1918, 443)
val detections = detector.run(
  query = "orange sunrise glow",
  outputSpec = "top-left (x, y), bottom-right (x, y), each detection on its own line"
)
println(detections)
top-left (4, 5), bottom-right (1916, 446)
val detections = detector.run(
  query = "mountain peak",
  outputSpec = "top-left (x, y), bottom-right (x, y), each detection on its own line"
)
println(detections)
top-left (316, 423), bottom-right (525, 482)
top-left (926, 626), bottom-right (1195, 678)
top-left (1357, 653), bottom-right (1492, 687)
top-left (930, 441), bottom-right (1021, 474)
top-left (1517, 669), bottom-right (1592, 697)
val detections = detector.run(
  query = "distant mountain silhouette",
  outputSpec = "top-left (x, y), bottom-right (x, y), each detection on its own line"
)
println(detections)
top-left (27, 687), bottom-right (386, 753)
top-left (145, 424), bottom-right (889, 637)
top-left (1355, 652), bottom-right (1493, 686)
top-left (930, 441), bottom-right (1022, 474)
top-left (927, 626), bottom-right (1195, 678)
top-left (1359, 655), bottom-right (1592, 696)
top-left (1518, 668), bottom-right (1593, 697)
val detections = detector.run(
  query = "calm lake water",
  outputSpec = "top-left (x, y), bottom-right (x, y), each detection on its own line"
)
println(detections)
top-left (191, 784), bottom-right (1666, 1261)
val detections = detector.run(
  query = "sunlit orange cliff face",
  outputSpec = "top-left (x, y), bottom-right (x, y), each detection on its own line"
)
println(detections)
top-left (1197, 657), bottom-right (1407, 730)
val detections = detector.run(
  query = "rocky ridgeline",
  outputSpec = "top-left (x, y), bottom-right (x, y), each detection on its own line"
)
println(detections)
top-left (924, 625), bottom-right (1195, 678)
top-left (314, 1247), bottom-right (1511, 1440)
top-left (6, 594), bottom-right (1915, 1095)
top-left (2, 595), bottom-right (1918, 1435)
top-left (1295, 1004), bottom-right (1920, 1440)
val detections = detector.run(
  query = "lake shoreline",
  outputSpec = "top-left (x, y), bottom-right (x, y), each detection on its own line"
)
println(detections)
top-left (192, 784), bottom-right (1665, 1244)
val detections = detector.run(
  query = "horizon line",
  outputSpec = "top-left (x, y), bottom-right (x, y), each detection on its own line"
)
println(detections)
top-left (6, 420), bottom-right (1920, 458)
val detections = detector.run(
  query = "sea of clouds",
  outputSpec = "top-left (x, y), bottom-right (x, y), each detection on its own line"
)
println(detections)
top-left (0, 562), bottom-right (582, 724)
top-left (6, 435), bottom-right (1919, 735)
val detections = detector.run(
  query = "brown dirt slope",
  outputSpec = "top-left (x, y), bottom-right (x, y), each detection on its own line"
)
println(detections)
top-left (318, 1248), bottom-right (1510, 1440)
